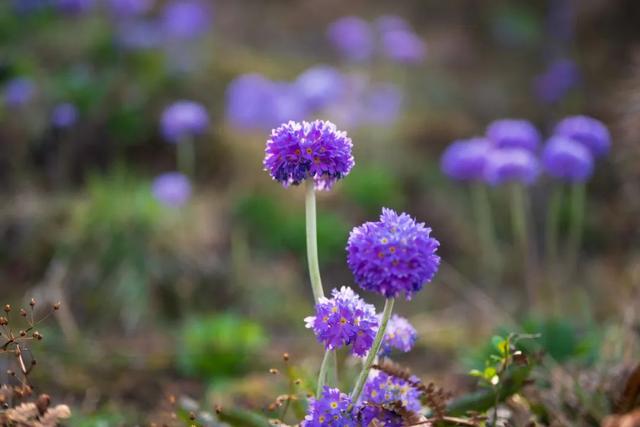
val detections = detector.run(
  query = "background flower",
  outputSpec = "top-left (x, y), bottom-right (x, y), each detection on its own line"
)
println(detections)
top-left (553, 115), bottom-right (611, 157)
top-left (486, 119), bottom-right (541, 151)
top-left (160, 101), bottom-right (209, 143)
top-left (152, 172), bottom-right (192, 207)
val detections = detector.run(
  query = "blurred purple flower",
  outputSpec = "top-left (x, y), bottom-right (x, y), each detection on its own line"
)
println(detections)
top-left (440, 137), bottom-right (492, 181)
top-left (327, 16), bottom-right (374, 62)
top-left (381, 29), bottom-right (426, 64)
top-left (160, 100), bottom-right (209, 143)
top-left (162, 0), bottom-right (212, 40)
top-left (51, 103), bottom-right (78, 128)
top-left (152, 172), bottom-right (192, 207)
top-left (270, 82), bottom-right (309, 126)
top-left (553, 115), bottom-right (610, 157)
top-left (542, 136), bottom-right (593, 183)
top-left (116, 20), bottom-right (162, 50)
top-left (379, 314), bottom-right (417, 356)
top-left (3, 78), bottom-right (36, 108)
top-left (484, 148), bottom-right (540, 186)
top-left (226, 74), bottom-right (277, 130)
top-left (362, 82), bottom-right (403, 125)
top-left (109, 0), bottom-right (154, 17)
top-left (375, 15), bottom-right (411, 33)
top-left (54, 0), bottom-right (93, 14)
top-left (534, 58), bottom-right (580, 104)
top-left (486, 119), bottom-right (541, 151)
top-left (295, 65), bottom-right (345, 111)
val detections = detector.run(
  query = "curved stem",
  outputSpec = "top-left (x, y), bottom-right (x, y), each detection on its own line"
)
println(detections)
top-left (350, 298), bottom-right (395, 403)
top-left (305, 180), bottom-right (324, 302)
top-left (316, 349), bottom-right (332, 397)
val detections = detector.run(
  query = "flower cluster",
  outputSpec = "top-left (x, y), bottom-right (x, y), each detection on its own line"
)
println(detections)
top-left (327, 15), bottom-right (426, 64)
top-left (380, 315), bottom-right (417, 356)
top-left (305, 287), bottom-right (378, 357)
top-left (347, 208), bottom-right (441, 300)
top-left (302, 387), bottom-right (356, 427)
top-left (160, 100), bottom-right (209, 143)
top-left (361, 372), bottom-right (422, 413)
top-left (440, 115), bottom-right (610, 185)
top-left (263, 120), bottom-right (354, 190)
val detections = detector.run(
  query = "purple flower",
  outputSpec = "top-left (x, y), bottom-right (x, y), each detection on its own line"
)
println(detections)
top-left (115, 20), bottom-right (162, 50)
top-left (3, 78), bottom-right (35, 108)
top-left (440, 137), bottom-right (492, 181)
top-left (381, 29), bottom-right (426, 64)
top-left (55, 0), bottom-right (93, 14)
top-left (152, 172), bottom-right (192, 207)
top-left (347, 208), bottom-right (441, 300)
top-left (361, 372), bottom-right (422, 412)
top-left (304, 287), bottom-right (378, 357)
top-left (533, 58), bottom-right (580, 104)
top-left (486, 119), bottom-right (541, 152)
top-left (263, 120), bottom-right (354, 190)
top-left (380, 314), bottom-right (417, 356)
top-left (553, 115), bottom-right (610, 157)
top-left (295, 65), bottom-right (345, 111)
top-left (162, 0), bottom-right (212, 40)
top-left (160, 101), bottom-right (209, 143)
top-left (327, 16), bottom-right (374, 62)
top-left (51, 103), bottom-right (78, 128)
top-left (270, 82), bottom-right (309, 126)
top-left (542, 136), bottom-right (593, 183)
top-left (362, 83), bottom-right (403, 125)
top-left (484, 148), bottom-right (540, 186)
top-left (356, 405), bottom-right (403, 427)
top-left (109, 0), bottom-right (154, 17)
top-left (226, 74), bottom-right (277, 130)
top-left (302, 387), bottom-right (356, 427)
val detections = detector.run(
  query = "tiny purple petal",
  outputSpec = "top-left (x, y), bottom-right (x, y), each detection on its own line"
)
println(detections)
top-left (347, 208), bottom-right (441, 300)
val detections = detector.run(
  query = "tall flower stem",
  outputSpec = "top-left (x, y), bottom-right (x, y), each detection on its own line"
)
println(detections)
top-left (545, 185), bottom-right (563, 267)
top-left (316, 349), bottom-right (332, 397)
top-left (567, 182), bottom-right (585, 273)
top-left (305, 180), bottom-right (325, 302)
top-left (509, 184), bottom-right (536, 306)
top-left (471, 182), bottom-right (499, 278)
top-left (350, 298), bottom-right (395, 403)
top-left (177, 137), bottom-right (196, 177)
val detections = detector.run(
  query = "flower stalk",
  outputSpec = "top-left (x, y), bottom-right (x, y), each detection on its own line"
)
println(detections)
top-left (305, 180), bottom-right (325, 302)
top-left (350, 297), bottom-right (395, 403)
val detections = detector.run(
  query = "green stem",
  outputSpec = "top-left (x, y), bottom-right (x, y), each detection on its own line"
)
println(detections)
top-left (471, 182), bottom-right (499, 276)
top-left (350, 298), bottom-right (395, 403)
top-left (509, 184), bottom-right (536, 306)
top-left (567, 182), bottom-right (586, 272)
top-left (305, 180), bottom-right (324, 302)
top-left (545, 185), bottom-right (563, 266)
top-left (316, 349), bottom-right (332, 397)
top-left (177, 137), bottom-right (196, 177)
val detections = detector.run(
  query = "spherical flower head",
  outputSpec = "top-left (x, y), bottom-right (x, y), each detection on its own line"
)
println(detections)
top-left (3, 78), bottom-right (35, 108)
top-left (302, 386), bottom-right (356, 427)
top-left (160, 101), bottom-right (209, 143)
top-left (51, 103), bottom-right (78, 129)
top-left (226, 74), bottom-right (277, 130)
top-left (379, 314), bottom-right (417, 356)
top-left (327, 16), bottom-right (374, 62)
top-left (486, 119), bottom-right (541, 151)
top-left (553, 115), bottom-right (610, 157)
top-left (362, 372), bottom-right (422, 413)
top-left (162, 0), bottom-right (212, 40)
top-left (533, 58), bottom-right (580, 104)
top-left (152, 172), bottom-right (192, 207)
top-left (295, 65), bottom-right (345, 111)
top-left (347, 208), bottom-right (441, 300)
top-left (542, 136), bottom-right (594, 183)
top-left (263, 120), bottom-right (354, 190)
top-left (304, 287), bottom-right (378, 357)
top-left (483, 148), bottom-right (540, 186)
top-left (440, 137), bottom-right (492, 181)
top-left (381, 29), bottom-right (426, 64)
